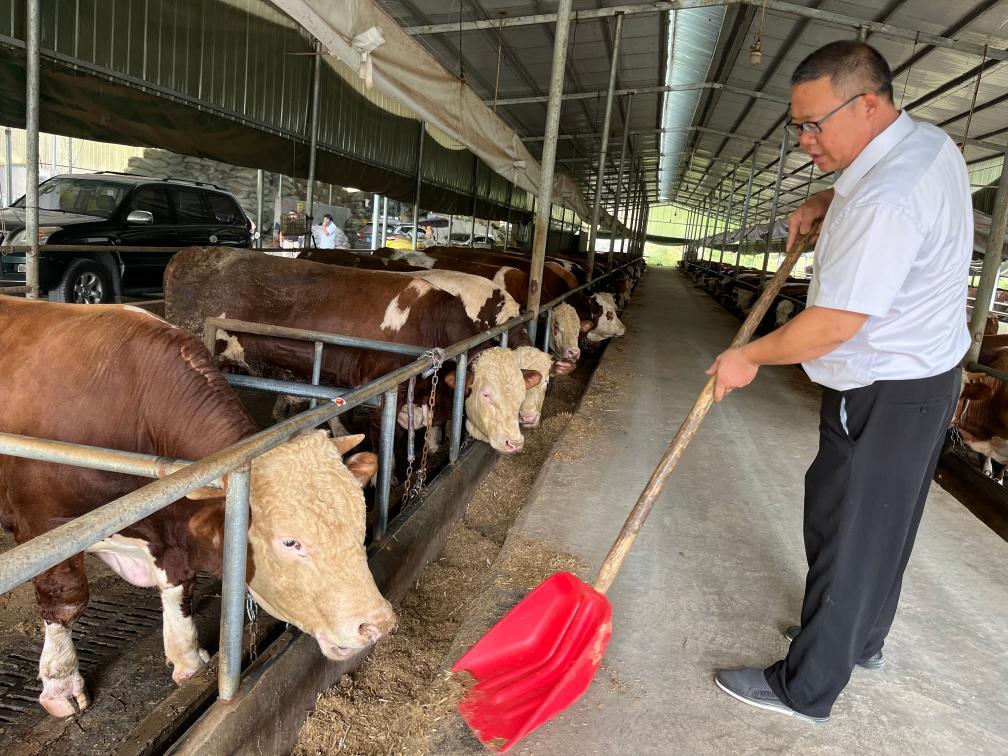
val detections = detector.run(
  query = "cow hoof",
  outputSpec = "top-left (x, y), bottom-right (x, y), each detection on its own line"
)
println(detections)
top-left (171, 648), bottom-right (211, 684)
top-left (40, 674), bottom-right (90, 717)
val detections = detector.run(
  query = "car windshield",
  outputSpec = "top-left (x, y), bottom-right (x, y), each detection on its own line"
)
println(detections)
top-left (14, 177), bottom-right (130, 218)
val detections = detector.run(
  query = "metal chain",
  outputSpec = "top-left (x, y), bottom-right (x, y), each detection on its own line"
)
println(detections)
top-left (406, 349), bottom-right (445, 502)
top-left (245, 592), bottom-right (259, 661)
top-left (948, 397), bottom-right (972, 453)
top-left (400, 376), bottom-right (417, 506)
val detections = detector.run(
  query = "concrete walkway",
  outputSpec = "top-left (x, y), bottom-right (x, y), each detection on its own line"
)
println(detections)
top-left (449, 267), bottom-right (1008, 755)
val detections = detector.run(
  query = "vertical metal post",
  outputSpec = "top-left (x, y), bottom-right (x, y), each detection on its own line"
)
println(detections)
top-left (967, 159), bottom-right (1008, 365)
top-left (504, 181), bottom-right (513, 248)
top-left (375, 389), bottom-right (397, 541)
top-left (218, 465), bottom-right (251, 701)
top-left (447, 214), bottom-right (454, 245)
top-left (412, 122), bottom-right (425, 250)
top-left (381, 196), bottom-right (389, 246)
top-left (762, 128), bottom-right (789, 275)
top-left (306, 47), bottom-right (322, 223)
top-left (66, 136), bottom-right (73, 174)
top-left (470, 160), bottom-right (478, 247)
top-left (3, 128), bottom-right (11, 206)
top-left (624, 169), bottom-right (637, 259)
top-left (371, 194), bottom-right (380, 251)
top-left (736, 149), bottom-right (757, 278)
top-left (722, 173), bottom-right (735, 263)
top-left (526, 0), bottom-right (576, 346)
top-left (25, 0), bottom-right (41, 298)
top-left (608, 93), bottom-right (634, 262)
top-left (542, 306), bottom-right (554, 355)
top-left (622, 160), bottom-right (638, 258)
top-left (637, 182), bottom-right (647, 256)
top-left (309, 341), bottom-right (323, 410)
top-left (255, 170), bottom-right (264, 249)
top-left (700, 196), bottom-right (712, 263)
top-left (449, 351), bottom-right (468, 463)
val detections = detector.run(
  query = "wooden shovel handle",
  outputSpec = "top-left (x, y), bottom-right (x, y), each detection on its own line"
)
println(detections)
top-left (593, 223), bottom-right (820, 594)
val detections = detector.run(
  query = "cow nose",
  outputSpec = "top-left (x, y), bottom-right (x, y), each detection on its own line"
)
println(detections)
top-left (565, 347), bottom-right (580, 361)
top-left (520, 413), bottom-right (540, 427)
top-left (358, 607), bottom-right (396, 643)
top-left (504, 437), bottom-right (524, 452)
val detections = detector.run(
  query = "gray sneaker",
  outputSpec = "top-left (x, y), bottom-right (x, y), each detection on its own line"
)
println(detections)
top-left (715, 667), bottom-right (830, 723)
top-left (784, 625), bottom-right (885, 669)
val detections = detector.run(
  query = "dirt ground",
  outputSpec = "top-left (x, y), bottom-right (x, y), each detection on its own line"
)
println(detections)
top-left (294, 347), bottom-right (603, 756)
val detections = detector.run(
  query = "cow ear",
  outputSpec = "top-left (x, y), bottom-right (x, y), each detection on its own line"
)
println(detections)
top-left (344, 452), bottom-right (378, 487)
top-left (579, 319), bottom-right (594, 334)
top-left (961, 378), bottom-right (994, 402)
top-left (551, 358), bottom-right (575, 376)
top-left (332, 433), bottom-right (365, 456)
top-left (186, 480), bottom-right (228, 499)
top-left (521, 369), bottom-right (542, 389)
top-left (188, 501), bottom-right (226, 551)
top-left (443, 369), bottom-right (475, 394)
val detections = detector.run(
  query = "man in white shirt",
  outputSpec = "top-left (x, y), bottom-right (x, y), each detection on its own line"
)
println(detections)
top-left (709, 41), bottom-right (970, 722)
top-left (315, 213), bottom-right (349, 249)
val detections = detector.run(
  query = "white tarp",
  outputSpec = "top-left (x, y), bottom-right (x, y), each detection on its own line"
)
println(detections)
top-left (272, 0), bottom-right (626, 232)
top-left (974, 208), bottom-right (1008, 260)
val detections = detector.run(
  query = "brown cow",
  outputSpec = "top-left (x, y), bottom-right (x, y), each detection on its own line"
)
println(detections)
top-left (0, 298), bottom-right (394, 716)
top-left (957, 349), bottom-right (1008, 478)
top-left (164, 248), bottom-right (541, 453)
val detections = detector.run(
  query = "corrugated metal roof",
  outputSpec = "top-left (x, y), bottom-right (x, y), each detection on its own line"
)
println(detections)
top-left (659, 7), bottom-right (727, 201)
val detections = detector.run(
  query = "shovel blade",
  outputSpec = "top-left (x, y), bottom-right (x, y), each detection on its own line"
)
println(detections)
top-left (452, 572), bottom-right (612, 752)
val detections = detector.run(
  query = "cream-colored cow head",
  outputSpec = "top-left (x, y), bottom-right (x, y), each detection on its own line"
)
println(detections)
top-left (204, 432), bottom-right (395, 660)
top-left (586, 293), bottom-right (626, 343)
top-left (511, 346), bottom-right (559, 429)
top-left (445, 347), bottom-right (542, 453)
top-left (550, 302), bottom-right (584, 362)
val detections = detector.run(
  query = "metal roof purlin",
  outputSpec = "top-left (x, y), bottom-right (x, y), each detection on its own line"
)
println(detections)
top-left (488, 81), bottom-right (789, 107)
top-left (405, 1), bottom-right (1008, 62)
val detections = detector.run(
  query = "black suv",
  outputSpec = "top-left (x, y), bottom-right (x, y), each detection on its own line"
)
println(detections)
top-left (0, 172), bottom-right (251, 303)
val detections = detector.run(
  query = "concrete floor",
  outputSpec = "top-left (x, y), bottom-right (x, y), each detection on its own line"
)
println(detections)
top-left (452, 267), bottom-right (1008, 755)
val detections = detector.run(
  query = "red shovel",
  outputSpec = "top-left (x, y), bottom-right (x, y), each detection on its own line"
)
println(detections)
top-left (452, 226), bottom-right (820, 752)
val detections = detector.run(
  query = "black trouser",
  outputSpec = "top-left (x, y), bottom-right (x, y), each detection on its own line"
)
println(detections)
top-left (765, 367), bottom-right (960, 719)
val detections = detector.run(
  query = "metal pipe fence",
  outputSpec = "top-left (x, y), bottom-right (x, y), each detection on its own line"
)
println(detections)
top-left (0, 256), bottom-right (639, 705)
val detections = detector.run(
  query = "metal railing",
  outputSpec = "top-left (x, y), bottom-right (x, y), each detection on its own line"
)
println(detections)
top-left (0, 256), bottom-right (639, 705)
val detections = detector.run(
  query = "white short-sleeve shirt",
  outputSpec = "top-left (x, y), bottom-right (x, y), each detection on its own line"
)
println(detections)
top-left (801, 111), bottom-right (973, 391)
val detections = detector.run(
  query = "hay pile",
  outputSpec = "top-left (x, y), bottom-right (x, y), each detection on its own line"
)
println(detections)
top-left (295, 356), bottom-right (600, 756)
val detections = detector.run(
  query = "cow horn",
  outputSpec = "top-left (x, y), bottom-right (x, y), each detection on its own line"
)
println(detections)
top-left (332, 433), bottom-right (366, 455)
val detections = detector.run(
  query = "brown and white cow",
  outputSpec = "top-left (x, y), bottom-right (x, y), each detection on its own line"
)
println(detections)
top-left (0, 298), bottom-right (395, 717)
top-left (385, 249), bottom-right (588, 363)
top-left (384, 247), bottom-right (629, 354)
top-left (297, 249), bottom-right (571, 428)
top-left (165, 248), bottom-right (541, 454)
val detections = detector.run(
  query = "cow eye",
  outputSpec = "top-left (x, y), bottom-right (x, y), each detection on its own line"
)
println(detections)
top-left (480, 389), bottom-right (492, 401)
top-left (606, 312), bottom-right (614, 320)
top-left (552, 321), bottom-right (559, 332)
top-left (282, 538), bottom-right (301, 551)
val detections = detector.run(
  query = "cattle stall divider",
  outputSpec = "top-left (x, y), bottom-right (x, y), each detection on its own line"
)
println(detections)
top-left (0, 257), bottom-right (639, 719)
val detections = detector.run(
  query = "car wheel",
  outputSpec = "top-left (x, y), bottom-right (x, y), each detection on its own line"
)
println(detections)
top-left (49, 259), bottom-right (114, 304)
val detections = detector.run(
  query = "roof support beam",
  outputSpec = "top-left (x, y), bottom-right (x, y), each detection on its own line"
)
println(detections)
top-left (405, 0), bottom-right (1008, 61)
top-left (489, 81), bottom-right (788, 107)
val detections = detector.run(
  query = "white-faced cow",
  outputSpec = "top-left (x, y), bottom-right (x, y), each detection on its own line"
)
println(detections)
top-left (0, 298), bottom-right (395, 717)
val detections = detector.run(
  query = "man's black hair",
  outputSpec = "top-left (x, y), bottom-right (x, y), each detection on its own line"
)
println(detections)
top-left (792, 41), bottom-right (893, 102)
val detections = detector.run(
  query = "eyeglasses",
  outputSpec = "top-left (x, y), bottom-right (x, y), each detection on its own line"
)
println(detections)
top-left (786, 93), bottom-right (865, 138)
